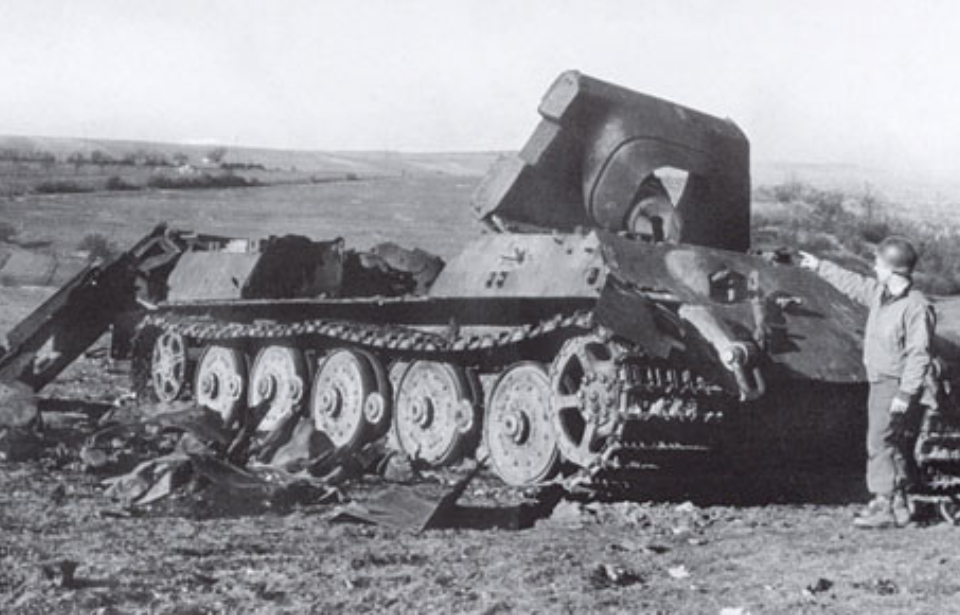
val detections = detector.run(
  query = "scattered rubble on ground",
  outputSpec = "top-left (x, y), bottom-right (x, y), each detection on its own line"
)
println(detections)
top-left (0, 381), bottom-right (41, 461)
top-left (69, 399), bottom-right (482, 525)
top-left (587, 563), bottom-right (646, 590)
top-left (804, 577), bottom-right (834, 596)
top-left (667, 565), bottom-right (691, 580)
top-left (853, 578), bottom-right (900, 596)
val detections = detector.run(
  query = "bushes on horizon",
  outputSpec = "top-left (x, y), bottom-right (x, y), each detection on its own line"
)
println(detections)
top-left (67, 152), bottom-right (87, 171)
top-left (0, 222), bottom-right (17, 243)
top-left (205, 147), bottom-right (228, 164)
top-left (220, 161), bottom-right (266, 171)
top-left (105, 176), bottom-right (140, 191)
top-left (806, 189), bottom-right (845, 221)
top-left (78, 233), bottom-right (118, 262)
top-left (0, 148), bottom-right (56, 164)
top-left (753, 180), bottom-right (960, 295)
top-left (146, 173), bottom-right (260, 190)
top-left (34, 180), bottom-right (94, 194)
top-left (89, 150), bottom-right (113, 166)
top-left (66, 149), bottom-right (174, 169)
top-left (761, 180), bottom-right (811, 205)
top-left (858, 220), bottom-right (892, 244)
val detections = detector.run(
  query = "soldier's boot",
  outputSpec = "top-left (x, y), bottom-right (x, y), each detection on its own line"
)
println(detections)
top-left (854, 496), bottom-right (889, 518)
top-left (892, 492), bottom-right (913, 527)
top-left (853, 496), bottom-right (897, 529)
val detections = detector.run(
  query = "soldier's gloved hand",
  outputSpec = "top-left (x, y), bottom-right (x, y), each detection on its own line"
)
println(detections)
top-left (797, 251), bottom-right (820, 270)
top-left (889, 395), bottom-right (910, 414)
top-left (889, 395), bottom-right (911, 443)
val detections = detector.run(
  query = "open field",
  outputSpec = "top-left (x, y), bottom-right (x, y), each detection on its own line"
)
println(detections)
top-left (1, 176), bottom-right (483, 262)
top-left (0, 135), bottom-right (499, 193)
top-left (0, 159), bottom-right (346, 198)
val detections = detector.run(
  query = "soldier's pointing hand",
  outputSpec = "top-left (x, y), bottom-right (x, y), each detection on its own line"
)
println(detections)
top-left (797, 251), bottom-right (821, 271)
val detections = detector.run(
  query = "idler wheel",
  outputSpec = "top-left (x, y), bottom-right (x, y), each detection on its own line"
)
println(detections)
top-left (249, 345), bottom-right (307, 434)
top-left (194, 344), bottom-right (247, 425)
top-left (549, 333), bottom-right (625, 469)
top-left (150, 331), bottom-right (187, 403)
top-left (310, 349), bottom-right (378, 451)
top-left (394, 361), bottom-right (480, 467)
top-left (485, 362), bottom-right (559, 486)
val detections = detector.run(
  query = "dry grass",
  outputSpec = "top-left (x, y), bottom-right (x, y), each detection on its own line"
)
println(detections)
top-left (0, 175), bottom-right (484, 261)
top-left (753, 181), bottom-right (960, 294)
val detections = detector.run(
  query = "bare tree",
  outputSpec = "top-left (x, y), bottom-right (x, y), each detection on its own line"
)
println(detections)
top-left (0, 221), bottom-right (17, 243)
top-left (205, 147), bottom-right (228, 164)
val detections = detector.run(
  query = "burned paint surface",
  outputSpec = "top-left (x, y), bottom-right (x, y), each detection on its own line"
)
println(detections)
top-left (473, 71), bottom-right (750, 252)
top-left (429, 233), bottom-right (606, 299)
top-left (598, 232), bottom-right (867, 383)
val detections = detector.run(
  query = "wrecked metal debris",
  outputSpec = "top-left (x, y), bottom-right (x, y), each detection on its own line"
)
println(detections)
top-left (328, 464), bottom-right (481, 532)
top-left (588, 563), bottom-right (646, 590)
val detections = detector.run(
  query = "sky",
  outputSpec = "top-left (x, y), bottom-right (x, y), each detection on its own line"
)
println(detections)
top-left (2, 0), bottom-right (960, 173)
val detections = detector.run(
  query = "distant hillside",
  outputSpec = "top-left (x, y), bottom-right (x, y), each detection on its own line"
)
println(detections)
top-left (6, 134), bottom-right (960, 200)
top-left (753, 160), bottom-right (960, 222)
top-left (0, 135), bottom-right (502, 178)
top-left (5, 133), bottom-right (960, 227)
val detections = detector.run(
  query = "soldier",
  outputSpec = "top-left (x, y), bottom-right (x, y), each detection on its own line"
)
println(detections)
top-left (799, 237), bottom-right (935, 529)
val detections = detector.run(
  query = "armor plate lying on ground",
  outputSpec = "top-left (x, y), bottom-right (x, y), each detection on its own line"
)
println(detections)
top-left (4, 72), bottom-right (960, 502)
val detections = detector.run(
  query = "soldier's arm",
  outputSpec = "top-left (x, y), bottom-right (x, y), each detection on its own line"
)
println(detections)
top-left (897, 300), bottom-right (937, 403)
top-left (814, 260), bottom-right (881, 306)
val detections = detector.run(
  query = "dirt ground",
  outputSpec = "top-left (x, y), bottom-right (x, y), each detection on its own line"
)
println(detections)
top-left (1, 354), bottom-right (959, 615)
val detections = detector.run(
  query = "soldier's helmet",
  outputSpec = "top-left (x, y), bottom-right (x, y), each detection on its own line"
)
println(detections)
top-left (878, 236), bottom-right (919, 275)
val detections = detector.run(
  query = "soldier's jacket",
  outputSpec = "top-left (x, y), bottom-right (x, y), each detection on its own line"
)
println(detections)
top-left (816, 260), bottom-right (936, 403)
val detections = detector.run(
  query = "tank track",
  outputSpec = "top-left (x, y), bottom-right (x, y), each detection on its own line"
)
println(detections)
top-left (915, 416), bottom-right (960, 497)
top-left (138, 309), bottom-right (596, 357)
top-left (133, 308), bottom-right (732, 487)
top-left (561, 420), bottom-right (726, 494)
top-left (908, 415), bottom-right (960, 523)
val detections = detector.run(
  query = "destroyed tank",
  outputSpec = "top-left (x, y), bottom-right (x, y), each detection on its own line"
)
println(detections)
top-left (6, 72), bottom-right (958, 502)
top-left (123, 72), bottom-right (875, 488)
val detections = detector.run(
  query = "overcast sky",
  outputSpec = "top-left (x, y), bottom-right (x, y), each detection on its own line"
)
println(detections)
top-left (2, 0), bottom-right (959, 173)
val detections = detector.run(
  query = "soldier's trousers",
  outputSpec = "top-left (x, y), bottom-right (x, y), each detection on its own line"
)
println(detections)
top-left (866, 378), bottom-right (921, 497)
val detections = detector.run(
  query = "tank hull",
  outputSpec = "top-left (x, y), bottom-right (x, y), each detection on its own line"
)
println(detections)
top-left (130, 229), bottom-right (878, 487)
